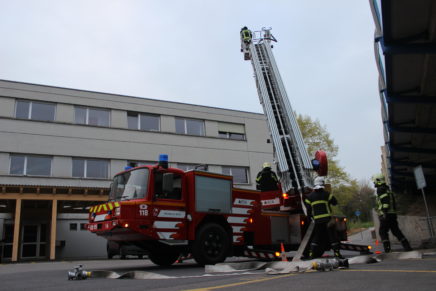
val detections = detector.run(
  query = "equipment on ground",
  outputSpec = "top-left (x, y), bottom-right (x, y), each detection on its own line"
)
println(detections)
top-left (311, 258), bottom-right (349, 271)
top-left (68, 265), bottom-right (90, 280)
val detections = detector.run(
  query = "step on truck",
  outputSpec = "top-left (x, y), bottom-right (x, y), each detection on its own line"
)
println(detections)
top-left (87, 155), bottom-right (315, 266)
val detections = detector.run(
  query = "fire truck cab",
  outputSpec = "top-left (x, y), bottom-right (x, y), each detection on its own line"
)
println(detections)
top-left (88, 155), bottom-right (307, 266)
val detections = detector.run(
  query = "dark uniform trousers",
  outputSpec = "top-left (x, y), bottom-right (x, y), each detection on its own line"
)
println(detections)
top-left (305, 189), bottom-right (341, 258)
top-left (376, 186), bottom-right (412, 252)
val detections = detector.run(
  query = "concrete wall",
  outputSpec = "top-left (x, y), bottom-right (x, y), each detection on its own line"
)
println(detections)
top-left (0, 96), bottom-right (14, 118)
top-left (372, 209), bottom-right (436, 246)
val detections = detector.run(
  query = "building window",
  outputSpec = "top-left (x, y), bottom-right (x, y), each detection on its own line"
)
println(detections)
top-left (175, 118), bottom-right (205, 136)
top-left (222, 166), bottom-right (249, 184)
top-left (218, 122), bottom-right (245, 140)
top-left (75, 106), bottom-right (110, 127)
top-left (80, 223), bottom-right (87, 231)
top-left (176, 163), bottom-right (196, 171)
top-left (10, 154), bottom-right (52, 176)
top-left (70, 223), bottom-right (78, 231)
top-left (176, 163), bottom-right (208, 171)
top-left (127, 112), bottom-right (160, 131)
top-left (72, 158), bottom-right (109, 179)
top-left (15, 100), bottom-right (55, 121)
top-left (127, 161), bottom-right (155, 168)
top-left (219, 132), bottom-right (245, 140)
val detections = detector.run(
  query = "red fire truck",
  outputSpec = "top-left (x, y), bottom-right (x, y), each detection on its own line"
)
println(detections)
top-left (88, 28), bottom-right (370, 265)
top-left (88, 156), bottom-right (312, 266)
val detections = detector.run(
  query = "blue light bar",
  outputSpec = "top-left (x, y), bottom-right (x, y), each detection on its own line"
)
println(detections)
top-left (158, 154), bottom-right (169, 169)
top-left (159, 154), bottom-right (168, 162)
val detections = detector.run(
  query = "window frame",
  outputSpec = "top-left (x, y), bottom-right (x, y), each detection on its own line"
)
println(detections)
top-left (72, 158), bottom-right (109, 179)
top-left (175, 117), bottom-right (205, 136)
top-left (15, 100), bottom-right (56, 122)
top-left (218, 131), bottom-right (246, 140)
top-left (127, 161), bottom-right (156, 168)
top-left (69, 223), bottom-right (78, 231)
top-left (74, 106), bottom-right (110, 127)
top-left (127, 112), bottom-right (160, 131)
top-left (176, 163), bottom-right (197, 171)
top-left (9, 154), bottom-right (52, 176)
top-left (222, 166), bottom-right (249, 184)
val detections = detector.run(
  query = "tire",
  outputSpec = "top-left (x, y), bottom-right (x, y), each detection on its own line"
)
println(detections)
top-left (107, 242), bottom-right (117, 259)
top-left (192, 223), bottom-right (231, 266)
top-left (120, 247), bottom-right (127, 260)
top-left (149, 246), bottom-right (180, 266)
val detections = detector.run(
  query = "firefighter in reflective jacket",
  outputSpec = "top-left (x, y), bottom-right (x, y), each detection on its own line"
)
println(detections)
top-left (373, 174), bottom-right (412, 252)
top-left (240, 26), bottom-right (252, 44)
top-left (256, 162), bottom-right (279, 191)
top-left (305, 176), bottom-right (343, 259)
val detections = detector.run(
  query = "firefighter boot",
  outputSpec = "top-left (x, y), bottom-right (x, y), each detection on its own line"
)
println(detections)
top-left (334, 249), bottom-right (344, 259)
top-left (383, 241), bottom-right (391, 253)
top-left (307, 250), bottom-right (314, 260)
top-left (401, 238), bottom-right (412, 251)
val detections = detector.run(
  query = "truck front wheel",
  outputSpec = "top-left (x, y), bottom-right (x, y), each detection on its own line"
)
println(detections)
top-left (149, 246), bottom-right (180, 266)
top-left (192, 223), bottom-right (230, 266)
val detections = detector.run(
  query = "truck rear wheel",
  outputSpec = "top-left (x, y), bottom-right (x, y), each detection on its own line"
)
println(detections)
top-left (192, 223), bottom-right (230, 266)
top-left (149, 246), bottom-right (180, 266)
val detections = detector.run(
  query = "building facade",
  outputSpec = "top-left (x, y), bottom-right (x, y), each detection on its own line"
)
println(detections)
top-left (0, 79), bottom-right (274, 262)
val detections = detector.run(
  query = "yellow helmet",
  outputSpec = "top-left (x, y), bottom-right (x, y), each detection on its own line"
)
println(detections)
top-left (372, 174), bottom-right (385, 187)
top-left (263, 162), bottom-right (271, 169)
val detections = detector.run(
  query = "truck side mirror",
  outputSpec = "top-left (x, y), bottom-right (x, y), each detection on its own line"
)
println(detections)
top-left (162, 173), bottom-right (174, 194)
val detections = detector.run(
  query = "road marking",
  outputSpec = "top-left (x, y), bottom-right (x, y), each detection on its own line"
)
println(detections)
top-left (343, 269), bottom-right (436, 273)
top-left (183, 274), bottom-right (296, 290)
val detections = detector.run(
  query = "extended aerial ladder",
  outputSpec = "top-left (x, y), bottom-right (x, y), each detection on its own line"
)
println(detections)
top-left (241, 27), bottom-right (317, 199)
top-left (241, 28), bottom-right (371, 259)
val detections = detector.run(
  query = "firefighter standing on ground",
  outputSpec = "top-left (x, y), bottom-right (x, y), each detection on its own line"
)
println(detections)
top-left (305, 176), bottom-right (343, 259)
top-left (256, 162), bottom-right (279, 191)
top-left (373, 174), bottom-right (412, 252)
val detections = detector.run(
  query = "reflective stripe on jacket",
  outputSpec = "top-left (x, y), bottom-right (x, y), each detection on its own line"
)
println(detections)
top-left (305, 190), bottom-right (337, 223)
top-left (376, 185), bottom-right (396, 215)
top-left (241, 30), bottom-right (251, 41)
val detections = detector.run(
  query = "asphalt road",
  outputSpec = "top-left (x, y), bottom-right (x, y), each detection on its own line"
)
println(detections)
top-left (1, 250), bottom-right (436, 291)
top-left (1, 229), bottom-right (435, 291)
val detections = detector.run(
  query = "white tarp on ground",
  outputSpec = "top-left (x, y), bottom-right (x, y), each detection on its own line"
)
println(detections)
top-left (206, 250), bottom-right (424, 275)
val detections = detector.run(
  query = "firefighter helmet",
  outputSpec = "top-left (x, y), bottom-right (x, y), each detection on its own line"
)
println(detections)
top-left (263, 162), bottom-right (271, 169)
top-left (372, 174), bottom-right (386, 187)
top-left (314, 176), bottom-right (325, 189)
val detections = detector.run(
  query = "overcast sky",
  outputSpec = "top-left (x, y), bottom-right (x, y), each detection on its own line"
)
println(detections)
top-left (0, 0), bottom-right (383, 181)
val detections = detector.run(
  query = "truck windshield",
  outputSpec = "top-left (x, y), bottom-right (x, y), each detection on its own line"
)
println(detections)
top-left (109, 168), bottom-right (149, 201)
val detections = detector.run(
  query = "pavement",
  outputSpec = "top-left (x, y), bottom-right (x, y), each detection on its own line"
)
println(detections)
top-left (1, 228), bottom-right (435, 291)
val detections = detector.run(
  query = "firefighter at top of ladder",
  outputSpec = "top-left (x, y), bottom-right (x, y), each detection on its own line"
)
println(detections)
top-left (240, 26), bottom-right (252, 44)
top-left (240, 26), bottom-right (252, 60)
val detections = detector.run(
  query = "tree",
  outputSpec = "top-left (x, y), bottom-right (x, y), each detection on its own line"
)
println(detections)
top-left (297, 114), bottom-right (376, 222)
top-left (296, 114), bottom-right (349, 186)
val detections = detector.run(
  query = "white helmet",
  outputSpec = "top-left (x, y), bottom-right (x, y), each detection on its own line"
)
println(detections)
top-left (314, 176), bottom-right (325, 189)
